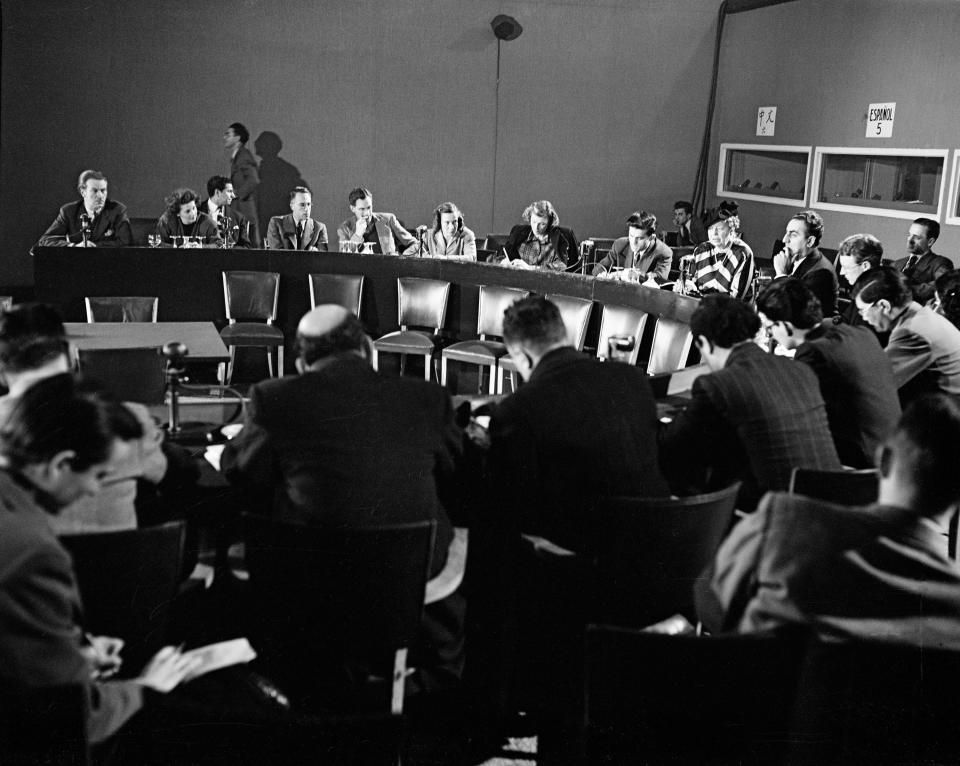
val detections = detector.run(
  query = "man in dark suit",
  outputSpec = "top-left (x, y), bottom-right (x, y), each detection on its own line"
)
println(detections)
top-left (592, 210), bottom-right (672, 281)
top-left (0, 375), bottom-right (199, 744)
top-left (757, 278), bottom-right (900, 468)
top-left (659, 294), bottom-right (841, 510)
top-left (672, 200), bottom-right (706, 247)
top-left (221, 305), bottom-right (464, 688)
top-left (37, 169), bottom-right (132, 248)
top-left (487, 296), bottom-right (669, 551)
top-left (200, 175), bottom-right (252, 248)
top-left (892, 217), bottom-right (953, 306)
top-left (264, 186), bottom-right (328, 251)
top-left (695, 394), bottom-right (960, 646)
top-left (773, 210), bottom-right (838, 299)
top-left (224, 122), bottom-right (260, 247)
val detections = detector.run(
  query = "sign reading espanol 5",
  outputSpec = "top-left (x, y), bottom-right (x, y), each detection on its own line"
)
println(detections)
top-left (866, 102), bottom-right (895, 138)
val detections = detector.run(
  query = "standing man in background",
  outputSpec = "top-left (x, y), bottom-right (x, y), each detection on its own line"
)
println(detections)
top-left (224, 122), bottom-right (260, 247)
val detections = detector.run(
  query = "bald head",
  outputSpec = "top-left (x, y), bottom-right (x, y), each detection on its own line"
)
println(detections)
top-left (295, 304), bottom-right (368, 368)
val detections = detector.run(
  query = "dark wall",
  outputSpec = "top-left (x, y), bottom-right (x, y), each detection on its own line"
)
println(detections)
top-left (1, 0), bottom-right (719, 286)
top-left (707, 0), bottom-right (960, 262)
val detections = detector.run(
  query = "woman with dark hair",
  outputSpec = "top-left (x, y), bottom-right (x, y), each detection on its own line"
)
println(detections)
top-left (155, 188), bottom-right (222, 247)
top-left (498, 199), bottom-right (579, 270)
top-left (419, 201), bottom-right (477, 258)
top-left (935, 269), bottom-right (960, 330)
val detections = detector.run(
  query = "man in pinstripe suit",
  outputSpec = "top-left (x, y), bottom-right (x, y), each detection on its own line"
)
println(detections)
top-left (658, 294), bottom-right (841, 511)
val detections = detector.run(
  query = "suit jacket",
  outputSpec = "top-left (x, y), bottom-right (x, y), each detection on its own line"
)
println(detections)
top-left (791, 248), bottom-right (838, 304)
top-left (794, 323), bottom-right (901, 469)
top-left (676, 217), bottom-right (706, 248)
top-left (200, 198), bottom-right (253, 248)
top-left (0, 471), bottom-right (144, 743)
top-left (155, 211), bottom-right (223, 247)
top-left (592, 236), bottom-right (672, 279)
top-left (220, 355), bottom-right (460, 575)
top-left (230, 145), bottom-right (260, 245)
top-left (501, 224), bottom-right (579, 270)
top-left (695, 492), bottom-right (960, 648)
top-left (265, 214), bottom-right (329, 251)
top-left (488, 347), bottom-right (669, 551)
top-left (659, 342), bottom-right (841, 510)
top-left (885, 301), bottom-right (960, 400)
top-left (38, 199), bottom-right (132, 248)
top-left (893, 251), bottom-right (954, 305)
top-left (336, 213), bottom-right (418, 255)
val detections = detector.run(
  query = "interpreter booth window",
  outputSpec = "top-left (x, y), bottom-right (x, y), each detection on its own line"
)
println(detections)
top-left (717, 144), bottom-right (811, 207)
top-left (812, 147), bottom-right (948, 221)
top-left (946, 150), bottom-right (960, 226)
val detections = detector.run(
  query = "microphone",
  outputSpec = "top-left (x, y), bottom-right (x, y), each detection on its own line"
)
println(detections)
top-left (415, 225), bottom-right (428, 235)
top-left (80, 213), bottom-right (92, 231)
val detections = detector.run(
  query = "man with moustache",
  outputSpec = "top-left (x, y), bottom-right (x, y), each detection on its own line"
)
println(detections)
top-left (38, 170), bottom-right (132, 248)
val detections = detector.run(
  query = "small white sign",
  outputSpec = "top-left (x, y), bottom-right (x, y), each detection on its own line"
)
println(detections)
top-left (756, 106), bottom-right (777, 137)
top-left (866, 102), bottom-right (895, 138)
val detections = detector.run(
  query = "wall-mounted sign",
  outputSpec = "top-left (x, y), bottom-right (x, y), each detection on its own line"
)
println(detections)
top-left (866, 102), bottom-right (895, 138)
top-left (756, 106), bottom-right (776, 137)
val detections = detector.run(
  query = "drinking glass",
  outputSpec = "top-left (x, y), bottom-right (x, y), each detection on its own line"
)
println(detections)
top-left (147, 234), bottom-right (161, 248)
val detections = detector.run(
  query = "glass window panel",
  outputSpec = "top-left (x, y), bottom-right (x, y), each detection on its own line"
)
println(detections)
top-left (818, 153), bottom-right (944, 215)
top-left (722, 149), bottom-right (808, 201)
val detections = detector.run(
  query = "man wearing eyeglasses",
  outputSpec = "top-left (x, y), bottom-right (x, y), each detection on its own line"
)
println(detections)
top-left (853, 266), bottom-right (960, 403)
top-left (592, 210), bottom-right (672, 281)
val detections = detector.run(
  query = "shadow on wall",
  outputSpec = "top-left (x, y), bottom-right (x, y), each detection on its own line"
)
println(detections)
top-left (254, 131), bottom-right (308, 237)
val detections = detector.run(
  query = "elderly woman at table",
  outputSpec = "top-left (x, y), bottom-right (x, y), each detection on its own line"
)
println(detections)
top-left (498, 200), bottom-right (579, 271)
top-left (156, 188), bottom-right (223, 248)
top-left (418, 202), bottom-right (477, 258)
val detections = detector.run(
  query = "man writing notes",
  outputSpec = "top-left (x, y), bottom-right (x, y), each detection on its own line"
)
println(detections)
top-left (336, 187), bottom-right (417, 255)
top-left (38, 170), bottom-right (132, 248)
top-left (592, 210), bottom-right (672, 282)
top-left (265, 187), bottom-right (328, 251)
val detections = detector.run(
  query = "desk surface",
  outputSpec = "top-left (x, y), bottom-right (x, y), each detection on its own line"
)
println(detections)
top-left (65, 322), bottom-right (229, 362)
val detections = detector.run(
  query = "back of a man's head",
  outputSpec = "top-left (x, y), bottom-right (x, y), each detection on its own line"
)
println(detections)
top-left (0, 303), bottom-right (67, 374)
top-left (0, 373), bottom-right (141, 474)
top-left (882, 394), bottom-right (960, 515)
top-left (296, 305), bottom-right (368, 367)
top-left (852, 265), bottom-right (912, 308)
top-left (690, 294), bottom-right (760, 349)
top-left (756, 278), bottom-right (823, 330)
top-left (502, 296), bottom-right (568, 353)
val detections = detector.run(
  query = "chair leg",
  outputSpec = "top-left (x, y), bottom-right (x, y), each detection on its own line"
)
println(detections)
top-left (508, 369), bottom-right (516, 392)
top-left (496, 365), bottom-right (504, 394)
top-left (488, 363), bottom-right (497, 395)
top-left (277, 345), bottom-right (284, 378)
top-left (400, 353), bottom-right (407, 377)
top-left (441, 355), bottom-right (448, 385)
top-left (266, 348), bottom-right (274, 378)
top-left (423, 354), bottom-right (431, 381)
top-left (391, 647), bottom-right (408, 716)
top-left (225, 346), bottom-right (236, 385)
top-left (371, 346), bottom-right (379, 372)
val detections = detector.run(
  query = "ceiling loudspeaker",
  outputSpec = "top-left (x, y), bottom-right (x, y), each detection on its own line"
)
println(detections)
top-left (491, 14), bottom-right (523, 41)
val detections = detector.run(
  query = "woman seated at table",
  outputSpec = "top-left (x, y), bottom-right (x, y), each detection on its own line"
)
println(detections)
top-left (674, 209), bottom-right (754, 299)
top-left (419, 201), bottom-right (477, 258)
top-left (156, 188), bottom-right (223, 248)
top-left (497, 199), bottom-right (578, 271)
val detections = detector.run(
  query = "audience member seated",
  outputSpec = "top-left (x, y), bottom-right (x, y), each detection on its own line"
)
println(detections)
top-left (935, 269), bottom-right (960, 330)
top-left (155, 188), bottom-right (223, 248)
top-left (675, 209), bottom-right (754, 299)
top-left (773, 210), bottom-right (838, 305)
top-left (837, 232), bottom-right (883, 296)
top-left (694, 394), bottom-right (960, 647)
top-left (591, 210), bottom-right (671, 282)
top-left (0, 303), bottom-right (170, 534)
top-left (671, 200), bottom-right (706, 247)
top-left (658, 295), bottom-right (841, 510)
top-left (417, 201), bottom-right (477, 258)
top-left (0, 374), bottom-right (200, 745)
top-left (487, 296), bottom-right (669, 552)
top-left (264, 186), bottom-right (328, 251)
top-left (37, 169), bottom-right (132, 248)
top-left (220, 305), bottom-right (464, 691)
top-left (336, 186), bottom-right (417, 255)
top-left (893, 218), bottom-right (952, 306)
top-left (498, 200), bottom-right (579, 271)
top-left (201, 175), bottom-right (252, 248)
top-left (756, 278), bottom-right (900, 469)
top-left (854, 266), bottom-right (960, 402)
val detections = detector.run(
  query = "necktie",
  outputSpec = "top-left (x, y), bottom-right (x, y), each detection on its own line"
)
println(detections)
top-left (904, 255), bottom-right (918, 273)
top-left (682, 225), bottom-right (689, 244)
top-left (297, 221), bottom-right (305, 250)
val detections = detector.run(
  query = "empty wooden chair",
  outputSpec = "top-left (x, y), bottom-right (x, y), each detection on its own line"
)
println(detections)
top-left (219, 271), bottom-right (283, 384)
top-left (308, 273), bottom-right (364, 315)
top-left (85, 296), bottom-right (158, 323)
top-left (372, 277), bottom-right (450, 381)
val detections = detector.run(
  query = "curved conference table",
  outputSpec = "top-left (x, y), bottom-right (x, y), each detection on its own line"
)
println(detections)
top-left (33, 247), bottom-right (699, 374)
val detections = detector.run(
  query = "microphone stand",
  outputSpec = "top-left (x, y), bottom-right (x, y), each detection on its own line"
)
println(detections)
top-left (163, 342), bottom-right (221, 444)
top-left (80, 214), bottom-right (91, 247)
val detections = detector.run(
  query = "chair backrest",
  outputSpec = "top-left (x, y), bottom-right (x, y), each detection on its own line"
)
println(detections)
top-left (545, 294), bottom-right (593, 351)
top-left (59, 521), bottom-right (185, 673)
top-left (84, 296), bottom-right (158, 323)
top-left (596, 304), bottom-right (649, 363)
top-left (0, 296), bottom-right (13, 311)
top-left (397, 277), bottom-right (450, 331)
top-left (128, 216), bottom-right (156, 246)
top-left (484, 233), bottom-right (510, 252)
top-left (788, 467), bottom-right (879, 506)
top-left (583, 626), bottom-right (805, 764)
top-left (75, 347), bottom-right (166, 405)
top-left (0, 684), bottom-right (89, 766)
top-left (222, 271), bottom-right (280, 322)
top-left (308, 273), bottom-right (364, 314)
top-left (588, 237), bottom-right (616, 251)
top-left (645, 316), bottom-right (694, 375)
top-left (477, 284), bottom-right (528, 339)
top-left (242, 515), bottom-right (435, 695)
top-left (594, 482), bottom-right (741, 627)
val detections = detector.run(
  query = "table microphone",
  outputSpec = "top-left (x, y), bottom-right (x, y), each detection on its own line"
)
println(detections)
top-left (80, 213), bottom-right (92, 246)
top-left (415, 225), bottom-right (428, 257)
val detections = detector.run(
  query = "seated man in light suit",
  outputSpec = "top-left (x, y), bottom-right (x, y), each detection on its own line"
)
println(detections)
top-left (336, 186), bottom-right (417, 255)
top-left (265, 186), bottom-right (328, 251)
top-left (592, 210), bottom-right (672, 281)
